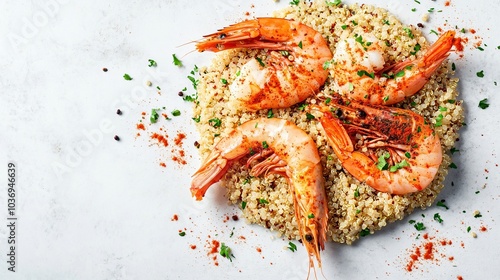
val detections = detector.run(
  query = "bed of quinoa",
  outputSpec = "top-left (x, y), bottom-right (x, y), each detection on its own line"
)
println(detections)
top-left (193, 1), bottom-right (464, 244)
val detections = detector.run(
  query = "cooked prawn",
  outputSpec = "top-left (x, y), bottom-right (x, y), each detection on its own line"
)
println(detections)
top-left (332, 30), bottom-right (457, 105)
top-left (191, 118), bottom-right (328, 277)
top-left (196, 18), bottom-right (333, 111)
top-left (313, 96), bottom-right (442, 194)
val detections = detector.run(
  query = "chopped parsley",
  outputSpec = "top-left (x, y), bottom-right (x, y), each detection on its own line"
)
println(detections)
top-left (414, 222), bottom-right (426, 231)
top-left (476, 70), bottom-right (485, 78)
top-left (411, 8), bottom-right (416, 12)
top-left (433, 213), bottom-right (443, 223)
top-left (435, 114), bottom-right (444, 127)
top-left (382, 19), bottom-right (390, 25)
top-left (148, 59), bottom-right (157, 67)
top-left (262, 141), bottom-right (269, 149)
top-left (241, 201), bottom-right (247, 210)
top-left (376, 153), bottom-right (390, 171)
top-left (405, 152), bottom-right (411, 158)
top-left (451, 63), bottom-right (456, 71)
top-left (326, 0), bottom-right (342, 6)
top-left (410, 44), bottom-right (421, 55)
top-left (219, 243), bottom-right (234, 261)
top-left (478, 98), bottom-right (489, 109)
top-left (298, 41), bottom-right (303, 49)
top-left (123, 73), bottom-right (133, 80)
top-left (359, 229), bottom-right (371, 237)
top-left (323, 60), bottom-right (332, 70)
top-left (389, 160), bottom-right (410, 172)
top-left (450, 147), bottom-right (460, 154)
top-left (179, 231), bottom-right (186, 237)
top-left (403, 27), bottom-right (414, 39)
top-left (474, 211), bottom-right (482, 218)
top-left (192, 115), bottom-right (201, 123)
top-left (308, 213), bottom-right (315, 219)
top-left (259, 198), bottom-right (269, 204)
top-left (354, 187), bottom-right (360, 197)
top-left (306, 113), bottom-right (315, 120)
top-left (172, 54), bottom-right (183, 66)
top-left (209, 118), bottom-right (222, 128)
top-left (428, 7), bottom-right (435, 13)
top-left (290, 0), bottom-right (300, 5)
top-left (437, 200), bottom-right (449, 210)
top-left (267, 109), bottom-right (274, 118)
top-left (467, 226), bottom-right (471, 232)
top-left (341, 24), bottom-right (348, 30)
top-left (288, 242), bottom-right (297, 252)
top-left (449, 162), bottom-right (457, 169)
top-left (430, 29), bottom-right (439, 35)
top-left (357, 70), bottom-right (375, 79)
top-left (150, 108), bottom-right (160, 123)
top-left (221, 78), bottom-right (228, 84)
top-left (171, 109), bottom-right (181, 117)
top-left (256, 57), bottom-right (265, 67)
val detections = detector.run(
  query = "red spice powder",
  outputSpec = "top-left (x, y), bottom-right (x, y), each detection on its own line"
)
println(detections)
top-left (159, 162), bottom-right (166, 168)
top-left (480, 226), bottom-right (488, 232)
top-left (190, 245), bottom-right (197, 250)
top-left (405, 236), bottom-right (455, 272)
top-left (151, 133), bottom-right (168, 147)
top-left (469, 29), bottom-right (476, 34)
top-left (453, 37), bottom-right (465, 52)
top-left (256, 247), bottom-right (262, 253)
top-left (136, 123), bottom-right (145, 130)
top-left (171, 214), bottom-right (178, 221)
top-left (445, 0), bottom-right (451, 6)
top-left (174, 133), bottom-right (186, 146)
top-left (457, 276), bottom-right (463, 280)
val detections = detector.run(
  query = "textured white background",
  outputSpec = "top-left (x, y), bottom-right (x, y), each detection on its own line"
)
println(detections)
top-left (0, 0), bottom-right (498, 279)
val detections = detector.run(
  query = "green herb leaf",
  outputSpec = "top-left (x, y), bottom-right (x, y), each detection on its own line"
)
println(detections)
top-left (433, 213), bottom-right (443, 223)
top-left (242, 201), bottom-right (247, 209)
top-left (435, 114), bottom-right (444, 127)
top-left (179, 231), bottom-right (186, 237)
top-left (290, 0), bottom-right (300, 5)
top-left (430, 29), bottom-right (438, 35)
top-left (405, 152), bottom-right (411, 158)
top-left (267, 109), bottom-right (274, 118)
top-left (390, 159), bottom-right (410, 172)
top-left (449, 162), bottom-right (457, 169)
top-left (403, 27), bottom-right (414, 39)
top-left (192, 115), bottom-right (201, 123)
top-left (256, 57), bottom-right (265, 67)
top-left (476, 70), bottom-right (485, 78)
top-left (354, 187), bottom-right (360, 197)
top-left (298, 41), bottom-right (303, 49)
top-left (308, 213), bottom-right (315, 219)
top-left (474, 212), bottom-right (482, 218)
top-left (467, 226), bottom-right (471, 232)
top-left (288, 242), bottom-right (297, 252)
top-left (262, 141), bottom-right (269, 149)
top-left (359, 229), bottom-right (371, 237)
top-left (259, 198), bottom-right (269, 204)
top-left (148, 59), bottom-right (157, 67)
top-left (172, 54), bottom-right (183, 66)
top-left (376, 153), bottom-right (390, 171)
top-left (414, 222), bottom-right (426, 231)
top-left (437, 200), bottom-right (449, 210)
top-left (306, 113), bottom-right (315, 120)
top-left (171, 109), bottom-right (181, 117)
top-left (220, 243), bottom-right (234, 261)
top-left (209, 118), bottom-right (222, 128)
top-left (123, 73), bottom-right (133, 80)
top-left (150, 108), bottom-right (160, 123)
top-left (323, 60), bottom-right (332, 70)
top-left (326, 0), bottom-right (342, 6)
top-left (221, 78), bottom-right (228, 84)
top-left (478, 98), bottom-right (489, 109)
top-left (341, 24), bottom-right (348, 30)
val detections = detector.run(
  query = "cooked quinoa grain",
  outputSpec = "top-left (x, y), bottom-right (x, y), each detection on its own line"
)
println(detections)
top-left (193, 2), bottom-right (464, 245)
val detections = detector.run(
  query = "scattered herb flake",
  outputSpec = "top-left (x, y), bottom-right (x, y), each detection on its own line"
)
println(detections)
top-left (308, 213), bottom-right (315, 219)
top-left (290, 0), bottom-right (300, 5)
top-left (256, 57), bottom-right (265, 67)
top-left (172, 54), bottom-right (183, 66)
top-left (171, 109), bottom-right (181, 117)
top-left (192, 115), bottom-right (201, 123)
top-left (262, 141), bottom-right (269, 149)
top-left (476, 70), bottom-right (485, 78)
top-left (209, 118), bottom-right (222, 128)
top-left (359, 229), bottom-right (371, 237)
top-left (123, 73), bottom-right (133, 80)
top-left (452, 63), bottom-right (456, 71)
top-left (414, 222), bottom-right (426, 231)
top-left (259, 198), bottom-right (269, 204)
top-left (179, 231), bottom-right (186, 237)
top-left (449, 162), bottom-right (457, 169)
top-left (474, 211), bottom-right (482, 218)
top-left (298, 41), bottom-right (303, 49)
top-left (220, 243), bottom-right (234, 261)
top-left (433, 213), bottom-right (443, 223)
top-left (430, 29), bottom-right (438, 35)
top-left (288, 242), bottom-right (297, 252)
top-left (478, 98), bottom-right (489, 109)
top-left (326, 0), bottom-right (342, 6)
top-left (148, 59), bottom-right (157, 67)
top-left (341, 24), bottom-right (348, 30)
top-left (306, 113), bottom-right (315, 120)
top-left (150, 109), bottom-right (160, 123)
top-left (241, 201), bottom-right (247, 210)
top-left (376, 153), bottom-right (390, 171)
top-left (437, 200), bottom-right (449, 210)
top-left (267, 109), bottom-right (274, 118)
top-left (354, 187), bottom-right (360, 197)
top-left (221, 78), bottom-right (228, 84)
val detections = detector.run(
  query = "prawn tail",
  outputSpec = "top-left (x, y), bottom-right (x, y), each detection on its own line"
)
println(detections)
top-left (190, 151), bottom-right (230, 200)
top-left (419, 30), bottom-right (456, 77)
